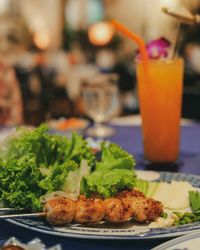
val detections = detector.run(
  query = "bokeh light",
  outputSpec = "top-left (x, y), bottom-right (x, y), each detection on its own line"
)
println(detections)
top-left (88, 21), bottom-right (114, 46)
top-left (33, 29), bottom-right (50, 50)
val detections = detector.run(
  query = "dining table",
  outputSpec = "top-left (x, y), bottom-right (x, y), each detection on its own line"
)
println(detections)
top-left (0, 119), bottom-right (200, 250)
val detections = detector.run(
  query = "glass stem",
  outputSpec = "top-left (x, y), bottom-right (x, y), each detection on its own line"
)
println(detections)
top-left (94, 121), bottom-right (103, 129)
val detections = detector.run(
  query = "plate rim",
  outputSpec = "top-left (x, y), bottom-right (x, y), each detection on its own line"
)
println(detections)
top-left (7, 219), bottom-right (200, 240)
top-left (7, 171), bottom-right (200, 240)
top-left (152, 231), bottom-right (200, 250)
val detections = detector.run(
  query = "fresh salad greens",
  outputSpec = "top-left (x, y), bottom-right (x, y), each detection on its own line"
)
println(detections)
top-left (81, 142), bottom-right (136, 198)
top-left (81, 169), bottom-right (136, 198)
top-left (0, 124), bottom-right (136, 211)
top-left (0, 125), bottom-right (95, 211)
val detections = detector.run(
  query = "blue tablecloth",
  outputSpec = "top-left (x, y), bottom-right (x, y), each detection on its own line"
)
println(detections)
top-left (0, 124), bottom-right (200, 250)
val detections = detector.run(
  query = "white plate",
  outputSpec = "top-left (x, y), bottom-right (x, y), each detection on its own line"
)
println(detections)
top-left (8, 171), bottom-right (200, 240)
top-left (152, 231), bottom-right (200, 250)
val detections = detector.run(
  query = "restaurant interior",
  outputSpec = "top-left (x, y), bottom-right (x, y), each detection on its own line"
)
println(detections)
top-left (0, 0), bottom-right (200, 126)
top-left (1, 0), bottom-right (200, 250)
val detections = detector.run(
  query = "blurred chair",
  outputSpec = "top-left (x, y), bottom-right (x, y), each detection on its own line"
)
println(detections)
top-left (15, 65), bottom-right (45, 126)
top-left (36, 64), bottom-right (73, 120)
top-left (0, 62), bottom-right (24, 125)
top-left (48, 87), bottom-right (73, 119)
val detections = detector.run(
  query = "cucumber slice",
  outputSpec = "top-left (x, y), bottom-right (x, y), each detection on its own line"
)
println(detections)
top-left (142, 180), bottom-right (149, 196)
top-left (164, 181), bottom-right (197, 210)
top-left (151, 181), bottom-right (198, 210)
top-left (152, 182), bottom-right (171, 204)
top-left (146, 182), bottom-right (159, 197)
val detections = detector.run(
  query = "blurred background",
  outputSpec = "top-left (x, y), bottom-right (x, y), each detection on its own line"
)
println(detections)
top-left (0, 0), bottom-right (200, 126)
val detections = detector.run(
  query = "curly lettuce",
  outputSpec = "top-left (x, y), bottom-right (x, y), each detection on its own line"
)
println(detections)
top-left (81, 142), bottom-right (136, 198)
top-left (0, 125), bottom-right (94, 210)
top-left (81, 169), bottom-right (136, 198)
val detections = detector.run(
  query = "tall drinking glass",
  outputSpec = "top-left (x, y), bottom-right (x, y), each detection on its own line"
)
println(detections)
top-left (82, 74), bottom-right (120, 138)
top-left (136, 58), bottom-right (184, 163)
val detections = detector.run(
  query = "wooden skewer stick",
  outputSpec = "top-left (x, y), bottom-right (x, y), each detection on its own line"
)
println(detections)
top-left (0, 211), bottom-right (46, 219)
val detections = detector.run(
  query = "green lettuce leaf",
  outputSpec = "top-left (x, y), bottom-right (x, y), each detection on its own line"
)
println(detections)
top-left (39, 160), bottom-right (78, 192)
top-left (81, 169), bottom-right (136, 198)
top-left (0, 124), bottom-right (68, 166)
top-left (0, 153), bottom-right (44, 210)
top-left (96, 142), bottom-right (135, 171)
top-left (81, 143), bottom-right (136, 198)
top-left (64, 132), bottom-right (95, 170)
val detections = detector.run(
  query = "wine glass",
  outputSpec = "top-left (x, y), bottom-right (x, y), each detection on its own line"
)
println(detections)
top-left (82, 73), bottom-right (120, 137)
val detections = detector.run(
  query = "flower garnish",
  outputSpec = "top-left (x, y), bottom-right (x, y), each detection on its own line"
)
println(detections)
top-left (136, 37), bottom-right (171, 60)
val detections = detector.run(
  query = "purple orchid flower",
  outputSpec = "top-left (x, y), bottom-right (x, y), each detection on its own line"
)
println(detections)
top-left (136, 37), bottom-right (171, 60)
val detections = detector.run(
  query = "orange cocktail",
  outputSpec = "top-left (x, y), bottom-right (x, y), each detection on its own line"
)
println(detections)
top-left (137, 58), bottom-right (184, 163)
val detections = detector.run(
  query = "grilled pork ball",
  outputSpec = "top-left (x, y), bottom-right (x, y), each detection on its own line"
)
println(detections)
top-left (104, 190), bottom-right (162, 223)
top-left (129, 196), bottom-right (163, 223)
top-left (104, 197), bottom-right (133, 222)
top-left (74, 195), bottom-right (105, 223)
top-left (44, 196), bottom-right (76, 225)
top-left (118, 191), bottom-right (163, 223)
top-left (120, 196), bottom-right (163, 223)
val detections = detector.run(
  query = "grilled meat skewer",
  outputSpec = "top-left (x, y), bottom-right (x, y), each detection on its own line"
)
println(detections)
top-left (44, 189), bottom-right (163, 225)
